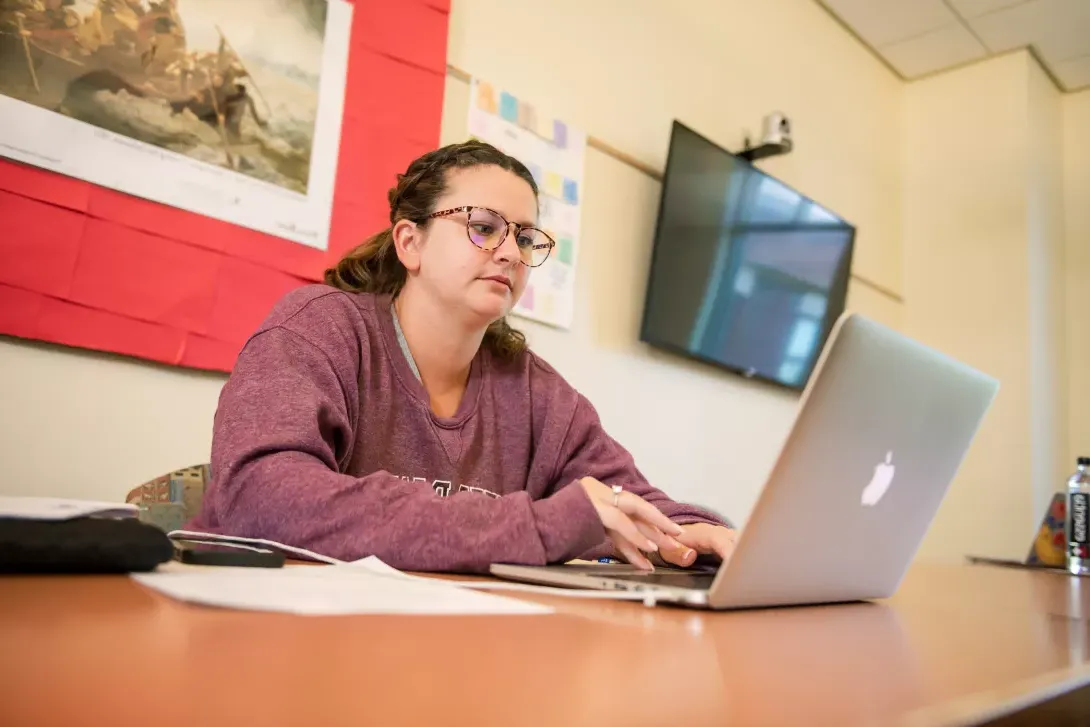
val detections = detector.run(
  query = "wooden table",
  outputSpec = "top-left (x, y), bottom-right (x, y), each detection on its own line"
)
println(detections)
top-left (2, 563), bottom-right (1090, 727)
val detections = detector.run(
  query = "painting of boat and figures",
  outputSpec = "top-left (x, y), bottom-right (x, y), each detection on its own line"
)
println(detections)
top-left (0, 0), bottom-right (333, 195)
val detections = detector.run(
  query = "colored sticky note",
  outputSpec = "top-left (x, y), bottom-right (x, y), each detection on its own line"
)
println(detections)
top-left (499, 92), bottom-right (519, 122)
top-left (518, 100), bottom-right (536, 131)
top-left (562, 178), bottom-right (578, 205)
top-left (520, 284), bottom-right (535, 311)
top-left (527, 163), bottom-right (543, 186)
top-left (476, 81), bottom-right (497, 114)
top-left (558, 237), bottom-right (574, 265)
top-left (544, 172), bottom-right (564, 198)
top-left (535, 114), bottom-right (553, 142)
top-left (553, 121), bottom-right (568, 149)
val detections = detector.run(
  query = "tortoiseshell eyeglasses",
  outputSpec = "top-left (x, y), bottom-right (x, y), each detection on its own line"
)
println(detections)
top-left (427, 206), bottom-right (555, 268)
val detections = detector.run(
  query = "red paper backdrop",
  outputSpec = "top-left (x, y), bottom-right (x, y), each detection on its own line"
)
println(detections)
top-left (0, 0), bottom-right (450, 372)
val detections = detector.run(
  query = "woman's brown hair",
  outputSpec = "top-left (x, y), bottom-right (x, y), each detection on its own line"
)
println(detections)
top-left (324, 139), bottom-right (538, 361)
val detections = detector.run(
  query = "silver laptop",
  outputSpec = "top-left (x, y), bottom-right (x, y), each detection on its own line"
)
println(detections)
top-left (490, 312), bottom-right (999, 609)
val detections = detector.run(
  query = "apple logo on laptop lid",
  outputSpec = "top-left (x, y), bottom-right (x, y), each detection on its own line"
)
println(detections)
top-left (861, 452), bottom-right (896, 506)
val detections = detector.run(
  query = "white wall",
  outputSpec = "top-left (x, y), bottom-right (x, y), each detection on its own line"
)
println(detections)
top-left (0, 338), bottom-right (224, 499)
top-left (1026, 59), bottom-right (1068, 521)
top-left (1064, 90), bottom-right (1090, 467)
top-left (902, 52), bottom-right (1069, 562)
top-left (443, 0), bottom-right (904, 523)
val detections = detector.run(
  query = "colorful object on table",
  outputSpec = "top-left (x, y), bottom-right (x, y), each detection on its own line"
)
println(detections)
top-left (1026, 493), bottom-right (1066, 567)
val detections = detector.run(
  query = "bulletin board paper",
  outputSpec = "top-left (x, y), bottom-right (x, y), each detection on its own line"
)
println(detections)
top-left (466, 78), bottom-right (586, 330)
top-left (0, 0), bottom-right (450, 372)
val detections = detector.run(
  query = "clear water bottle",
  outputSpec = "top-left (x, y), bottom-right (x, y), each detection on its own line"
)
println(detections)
top-left (1066, 457), bottom-right (1090, 575)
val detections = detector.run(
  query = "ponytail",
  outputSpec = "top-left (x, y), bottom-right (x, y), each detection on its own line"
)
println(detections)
top-left (324, 228), bottom-right (404, 296)
top-left (485, 317), bottom-right (527, 360)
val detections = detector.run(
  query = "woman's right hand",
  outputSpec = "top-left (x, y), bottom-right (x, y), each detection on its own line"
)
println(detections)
top-left (579, 477), bottom-right (685, 570)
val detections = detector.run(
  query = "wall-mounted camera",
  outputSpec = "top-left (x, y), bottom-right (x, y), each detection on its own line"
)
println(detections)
top-left (737, 112), bottom-right (793, 162)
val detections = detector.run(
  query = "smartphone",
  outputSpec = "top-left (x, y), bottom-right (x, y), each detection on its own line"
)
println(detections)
top-left (173, 540), bottom-right (285, 568)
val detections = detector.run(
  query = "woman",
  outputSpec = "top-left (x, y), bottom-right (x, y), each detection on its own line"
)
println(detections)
top-left (186, 140), bottom-right (735, 573)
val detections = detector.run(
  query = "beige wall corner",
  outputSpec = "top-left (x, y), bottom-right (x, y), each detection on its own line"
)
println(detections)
top-left (1064, 90), bottom-right (1090, 467)
top-left (904, 51), bottom-right (1071, 563)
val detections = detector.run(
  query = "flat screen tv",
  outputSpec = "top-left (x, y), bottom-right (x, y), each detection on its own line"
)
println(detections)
top-left (640, 121), bottom-right (855, 391)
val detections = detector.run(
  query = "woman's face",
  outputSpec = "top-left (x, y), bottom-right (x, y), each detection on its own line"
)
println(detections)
top-left (400, 165), bottom-right (538, 326)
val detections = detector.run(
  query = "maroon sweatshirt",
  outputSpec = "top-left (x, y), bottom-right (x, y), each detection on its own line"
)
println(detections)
top-left (186, 285), bottom-right (724, 572)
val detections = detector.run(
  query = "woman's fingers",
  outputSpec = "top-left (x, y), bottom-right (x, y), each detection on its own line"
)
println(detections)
top-left (618, 493), bottom-right (683, 537)
top-left (710, 528), bottom-right (737, 560)
top-left (635, 521), bottom-right (687, 555)
top-left (600, 506), bottom-right (658, 555)
top-left (677, 524), bottom-right (737, 560)
top-left (610, 531), bottom-right (654, 571)
top-left (599, 506), bottom-right (659, 570)
top-left (656, 540), bottom-right (698, 567)
top-left (577, 478), bottom-right (687, 571)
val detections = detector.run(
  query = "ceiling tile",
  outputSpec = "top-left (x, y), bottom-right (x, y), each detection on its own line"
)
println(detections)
top-left (1053, 54), bottom-right (1090, 90)
top-left (880, 22), bottom-right (989, 77)
top-left (947, 0), bottom-right (1031, 19)
top-left (822, 0), bottom-right (959, 46)
top-left (968, 0), bottom-right (1090, 60)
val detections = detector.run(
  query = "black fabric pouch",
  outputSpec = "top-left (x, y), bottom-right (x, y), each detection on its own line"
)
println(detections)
top-left (0, 516), bottom-right (173, 573)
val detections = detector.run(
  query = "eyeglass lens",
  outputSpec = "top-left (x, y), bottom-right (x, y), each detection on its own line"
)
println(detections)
top-left (466, 207), bottom-right (553, 267)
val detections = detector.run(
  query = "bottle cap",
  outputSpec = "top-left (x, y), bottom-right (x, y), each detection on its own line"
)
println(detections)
top-left (1080, 457), bottom-right (1090, 467)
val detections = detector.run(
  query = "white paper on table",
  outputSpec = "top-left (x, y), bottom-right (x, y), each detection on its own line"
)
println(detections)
top-left (347, 556), bottom-right (654, 602)
top-left (131, 563), bottom-right (554, 616)
top-left (164, 534), bottom-right (661, 604)
top-left (0, 496), bottom-right (138, 521)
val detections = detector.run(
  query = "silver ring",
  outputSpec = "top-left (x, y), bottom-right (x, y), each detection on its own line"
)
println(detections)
top-left (611, 485), bottom-right (623, 507)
